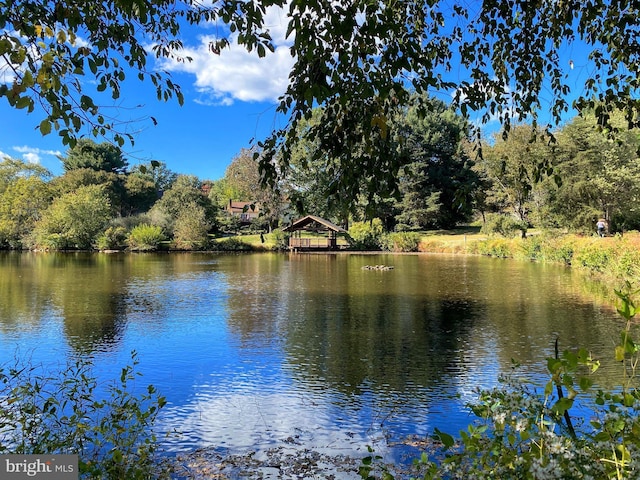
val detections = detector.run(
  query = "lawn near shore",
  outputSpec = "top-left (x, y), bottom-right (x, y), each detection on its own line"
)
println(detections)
top-left (415, 226), bottom-right (488, 253)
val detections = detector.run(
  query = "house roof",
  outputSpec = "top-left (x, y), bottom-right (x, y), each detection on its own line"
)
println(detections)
top-left (283, 215), bottom-right (347, 233)
top-left (226, 201), bottom-right (259, 214)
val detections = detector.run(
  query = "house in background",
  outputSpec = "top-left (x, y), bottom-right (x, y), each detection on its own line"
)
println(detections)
top-left (225, 200), bottom-right (260, 224)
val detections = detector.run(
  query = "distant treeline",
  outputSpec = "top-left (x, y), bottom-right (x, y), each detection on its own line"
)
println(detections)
top-left (3, 98), bottom-right (640, 251)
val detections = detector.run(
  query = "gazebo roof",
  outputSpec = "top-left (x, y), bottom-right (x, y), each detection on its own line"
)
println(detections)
top-left (282, 215), bottom-right (347, 233)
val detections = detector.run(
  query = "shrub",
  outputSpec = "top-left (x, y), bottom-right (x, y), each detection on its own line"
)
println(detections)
top-left (348, 219), bottom-right (384, 250)
top-left (248, 216), bottom-right (270, 233)
top-left (217, 214), bottom-right (242, 234)
top-left (145, 208), bottom-right (173, 235)
top-left (468, 232), bottom-right (640, 286)
top-left (0, 175), bottom-right (51, 250)
top-left (0, 352), bottom-right (170, 479)
top-left (481, 213), bottom-right (527, 238)
top-left (472, 238), bottom-right (513, 258)
top-left (211, 237), bottom-right (254, 251)
top-left (614, 244), bottom-right (640, 279)
top-left (417, 238), bottom-right (447, 253)
top-left (271, 228), bottom-right (290, 251)
top-left (516, 234), bottom-right (544, 261)
top-left (173, 204), bottom-right (211, 250)
top-left (31, 233), bottom-right (71, 250)
top-left (573, 240), bottom-right (613, 272)
top-left (128, 224), bottom-right (164, 251)
top-left (96, 226), bottom-right (128, 251)
top-left (543, 236), bottom-right (576, 265)
top-left (31, 185), bottom-right (112, 250)
top-left (382, 232), bottom-right (421, 252)
top-left (110, 214), bottom-right (153, 232)
top-left (418, 238), bottom-right (469, 254)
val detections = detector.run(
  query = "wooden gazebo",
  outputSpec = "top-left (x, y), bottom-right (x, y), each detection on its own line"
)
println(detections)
top-left (282, 215), bottom-right (348, 250)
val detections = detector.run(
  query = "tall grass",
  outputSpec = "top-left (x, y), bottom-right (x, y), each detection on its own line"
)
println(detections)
top-left (468, 232), bottom-right (640, 286)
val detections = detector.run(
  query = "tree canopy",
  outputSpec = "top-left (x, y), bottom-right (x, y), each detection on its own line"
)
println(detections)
top-left (393, 95), bottom-right (478, 230)
top-left (552, 111), bottom-right (640, 230)
top-left (1, 113), bottom-right (640, 251)
top-left (0, 158), bottom-right (52, 248)
top-left (3, 0), bottom-right (640, 202)
top-left (61, 138), bottom-right (128, 173)
top-left (477, 126), bottom-right (557, 226)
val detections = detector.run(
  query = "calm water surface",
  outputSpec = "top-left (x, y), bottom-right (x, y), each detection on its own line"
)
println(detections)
top-left (0, 252), bottom-right (623, 463)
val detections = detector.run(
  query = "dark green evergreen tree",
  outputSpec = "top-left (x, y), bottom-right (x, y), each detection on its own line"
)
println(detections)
top-left (61, 139), bottom-right (128, 174)
top-left (394, 96), bottom-right (479, 230)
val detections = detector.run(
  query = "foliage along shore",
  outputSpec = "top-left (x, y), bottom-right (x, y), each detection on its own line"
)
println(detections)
top-left (468, 230), bottom-right (640, 294)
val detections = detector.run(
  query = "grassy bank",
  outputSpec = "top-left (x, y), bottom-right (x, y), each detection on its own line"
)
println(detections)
top-left (467, 231), bottom-right (640, 287)
top-left (416, 227), bottom-right (640, 294)
top-left (416, 226), bottom-right (488, 253)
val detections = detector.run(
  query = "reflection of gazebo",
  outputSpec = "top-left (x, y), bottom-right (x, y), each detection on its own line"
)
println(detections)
top-left (282, 215), bottom-right (348, 250)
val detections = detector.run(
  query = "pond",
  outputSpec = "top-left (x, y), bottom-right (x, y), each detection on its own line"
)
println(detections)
top-left (0, 251), bottom-right (624, 476)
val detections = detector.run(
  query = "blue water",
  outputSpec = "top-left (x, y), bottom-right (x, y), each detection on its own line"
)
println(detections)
top-left (0, 252), bottom-right (623, 468)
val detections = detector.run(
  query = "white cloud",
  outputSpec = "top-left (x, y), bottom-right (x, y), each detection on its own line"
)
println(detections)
top-left (0, 66), bottom-right (13, 84)
top-left (12, 146), bottom-right (62, 164)
top-left (0, 54), bottom-right (17, 85)
top-left (159, 5), bottom-right (294, 106)
top-left (22, 152), bottom-right (41, 164)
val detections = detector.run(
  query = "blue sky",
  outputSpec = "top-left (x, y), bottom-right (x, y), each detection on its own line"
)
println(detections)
top-left (0, 81), bottom-right (285, 180)
top-left (0, 6), bottom-right (294, 180)
top-left (0, 5), bottom-right (592, 181)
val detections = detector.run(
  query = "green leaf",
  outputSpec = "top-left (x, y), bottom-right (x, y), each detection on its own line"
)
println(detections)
top-left (623, 393), bottom-right (635, 407)
top-left (621, 332), bottom-right (637, 354)
top-left (594, 431), bottom-right (610, 442)
top-left (39, 119), bottom-right (52, 135)
top-left (433, 428), bottom-right (455, 449)
top-left (579, 376), bottom-right (593, 391)
top-left (546, 358), bottom-right (561, 374)
top-left (551, 397), bottom-right (574, 415)
top-left (544, 381), bottom-right (553, 396)
top-left (15, 96), bottom-right (31, 110)
top-left (21, 70), bottom-right (34, 88)
top-left (111, 449), bottom-right (123, 463)
top-left (80, 95), bottom-right (94, 111)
